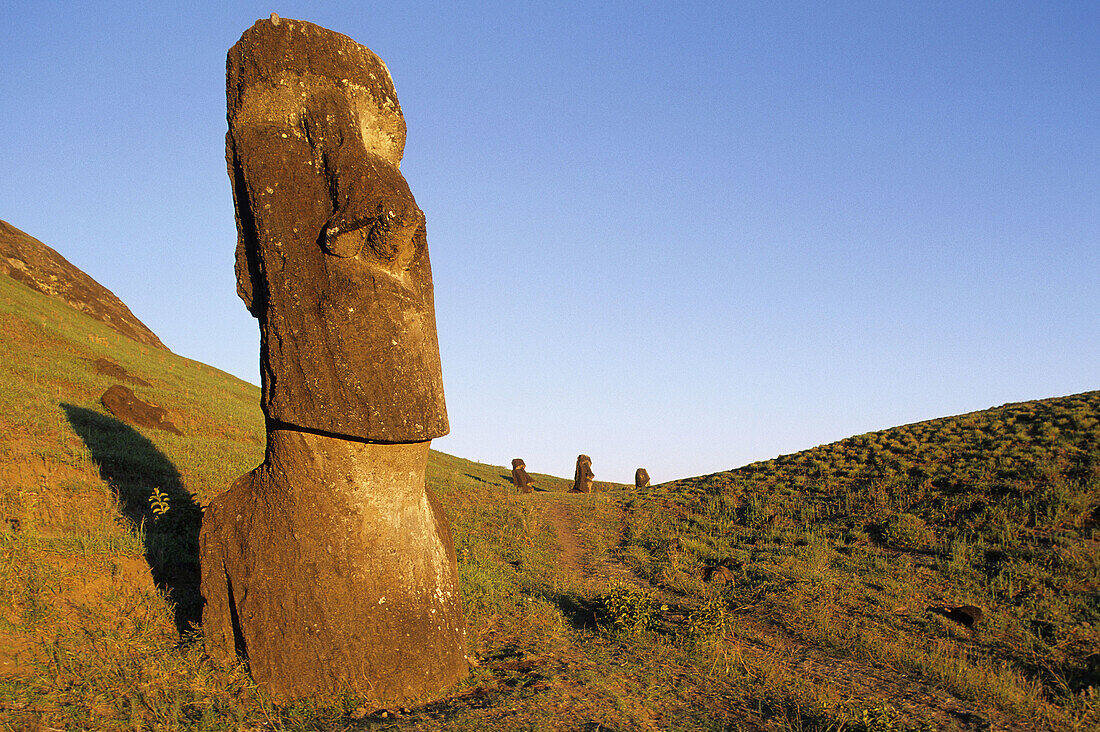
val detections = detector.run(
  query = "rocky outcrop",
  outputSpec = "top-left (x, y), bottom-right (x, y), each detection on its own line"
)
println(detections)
top-left (635, 468), bottom-right (650, 489)
top-left (0, 219), bottom-right (166, 350)
top-left (200, 15), bottom-right (466, 703)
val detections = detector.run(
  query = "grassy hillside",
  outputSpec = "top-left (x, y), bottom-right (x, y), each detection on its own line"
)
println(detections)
top-left (623, 393), bottom-right (1099, 729)
top-left (0, 270), bottom-right (1097, 731)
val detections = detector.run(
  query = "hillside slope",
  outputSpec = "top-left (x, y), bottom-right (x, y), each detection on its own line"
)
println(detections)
top-left (0, 218), bottom-right (166, 350)
top-left (1, 261), bottom-right (1097, 730)
top-left (621, 391), bottom-right (1099, 729)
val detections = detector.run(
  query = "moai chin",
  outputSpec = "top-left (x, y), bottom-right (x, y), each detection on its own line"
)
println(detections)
top-left (511, 458), bottom-right (535, 493)
top-left (635, 468), bottom-right (650, 489)
top-left (199, 16), bottom-right (466, 702)
top-left (572, 454), bottom-right (594, 493)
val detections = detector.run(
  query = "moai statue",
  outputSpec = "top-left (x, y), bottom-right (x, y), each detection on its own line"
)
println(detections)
top-left (199, 16), bottom-right (466, 702)
top-left (511, 458), bottom-right (535, 493)
top-left (635, 468), bottom-right (650, 489)
top-left (572, 454), bottom-right (594, 493)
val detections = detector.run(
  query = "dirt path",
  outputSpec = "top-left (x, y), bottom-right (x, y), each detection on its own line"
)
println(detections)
top-left (543, 499), bottom-right (585, 578)
top-left (540, 494), bottom-right (644, 592)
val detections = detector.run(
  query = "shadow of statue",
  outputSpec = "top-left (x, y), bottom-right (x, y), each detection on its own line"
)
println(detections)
top-left (61, 403), bottom-right (203, 636)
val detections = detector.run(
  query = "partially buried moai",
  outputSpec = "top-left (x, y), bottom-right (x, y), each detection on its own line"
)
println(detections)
top-left (635, 468), bottom-right (650, 489)
top-left (199, 15), bottom-right (466, 702)
top-left (572, 454), bottom-right (595, 493)
top-left (511, 458), bottom-right (535, 493)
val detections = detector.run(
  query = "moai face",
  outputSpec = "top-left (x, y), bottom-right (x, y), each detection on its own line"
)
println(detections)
top-left (511, 458), bottom-right (534, 492)
top-left (573, 454), bottom-right (594, 493)
top-left (227, 16), bottom-right (447, 442)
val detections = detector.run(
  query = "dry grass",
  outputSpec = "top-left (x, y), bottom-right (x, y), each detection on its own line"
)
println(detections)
top-left (1, 273), bottom-right (1097, 730)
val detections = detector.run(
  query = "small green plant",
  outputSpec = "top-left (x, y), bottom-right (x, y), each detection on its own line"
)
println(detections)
top-left (148, 486), bottom-right (170, 518)
top-left (882, 512), bottom-right (932, 550)
top-left (847, 702), bottom-right (932, 731)
top-left (600, 584), bottom-right (662, 636)
top-left (686, 596), bottom-right (732, 640)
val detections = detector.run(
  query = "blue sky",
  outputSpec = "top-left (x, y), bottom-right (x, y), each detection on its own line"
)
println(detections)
top-left (2, 1), bottom-right (1097, 484)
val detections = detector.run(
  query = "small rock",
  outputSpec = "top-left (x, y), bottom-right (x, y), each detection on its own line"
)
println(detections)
top-left (930, 604), bottom-right (984, 627)
top-left (704, 565), bottom-right (736, 584)
top-left (101, 384), bottom-right (181, 434)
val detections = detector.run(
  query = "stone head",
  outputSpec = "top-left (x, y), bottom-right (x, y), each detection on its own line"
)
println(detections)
top-left (573, 454), bottom-right (594, 493)
top-left (510, 458), bottom-right (534, 492)
top-left (227, 16), bottom-right (447, 442)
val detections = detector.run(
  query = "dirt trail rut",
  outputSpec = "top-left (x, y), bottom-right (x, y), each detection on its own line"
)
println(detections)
top-left (541, 494), bottom-right (643, 591)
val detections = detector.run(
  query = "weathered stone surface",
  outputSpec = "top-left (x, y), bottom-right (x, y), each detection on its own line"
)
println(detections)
top-left (703, 557), bottom-right (738, 584)
top-left (930, 604), bottom-right (984, 627)
top-left (101, 385), bottom-right (181, 435)
top-left (571, 454), bottom-right (594, 493)
top-left (511, 458), bottom-right (535, 493)
top-left (635, 468), bottom-right (650, 489)
top-left (91, 357), bottom-right (151, 387)
top-left (202, 15), bottom-right (466, 703)
top-left (200, 431), bottom-right (466, 700)
top-left (226, 15), bottom-right (446, 443)
top-left (0, 219), bottom-right (166, 350)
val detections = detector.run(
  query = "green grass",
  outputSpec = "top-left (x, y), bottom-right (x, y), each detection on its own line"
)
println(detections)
top-left (626, 391), bottom-right (1100, 729)
top-left (0, 271), bottom-right (1097, 730)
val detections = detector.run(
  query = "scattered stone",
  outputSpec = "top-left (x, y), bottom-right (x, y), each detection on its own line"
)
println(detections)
top-left (511, 458), bottom-right (535, 493)
top-left (572, 454), bottom-right (594, 493)
top-left (705, 566), bottom-right (736, 585)
top-left (703, 557), bottom-right (739, 584)
top-left (100, 385), bottom-right (181, 435)
top-left (200, 16), bottom-right (466, 702)
top-left (635, 468), bottom-right (650, 489)
top-left (930, 604), bottom-right (984, 627)
top-left (90, 357), bottom-right (151, 387)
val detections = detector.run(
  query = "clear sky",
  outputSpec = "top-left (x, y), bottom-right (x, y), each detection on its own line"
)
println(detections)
top-left (3, 1), bottom-right (1097, 484)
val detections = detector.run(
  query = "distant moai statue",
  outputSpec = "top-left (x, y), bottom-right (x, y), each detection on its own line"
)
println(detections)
top-left (511, 458), bottom-right (535, 493)
top-left (635, 468), bottom-right (650, 489)
top-left (199, 16), bottom-right (466, 702)
top-left (572, 454), bottom-right (594, 493)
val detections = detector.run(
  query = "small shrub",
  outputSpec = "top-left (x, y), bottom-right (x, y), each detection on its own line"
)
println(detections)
top-left (883, 512), bottom-right (933, 550)
top-left (686, 597), bottom-right (733, 640)
top-left (599, 584), bottom-right (662, 636)
top-left (148, 486), bottom-right (170, 518)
